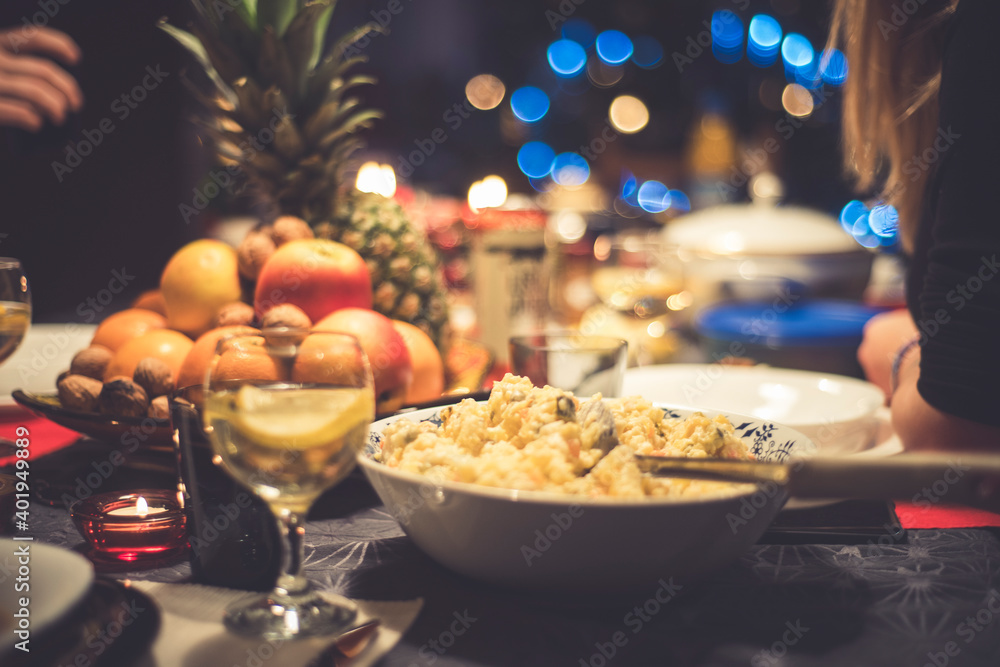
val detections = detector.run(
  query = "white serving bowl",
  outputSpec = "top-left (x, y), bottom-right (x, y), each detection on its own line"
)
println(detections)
top-left (360, 403), bottom-right (816, 594)
top-left (623, 365), bottom-right (885, 455)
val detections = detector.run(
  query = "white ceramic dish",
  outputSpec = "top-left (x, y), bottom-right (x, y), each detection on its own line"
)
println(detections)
top-left (622, 365), bottom-right (885, 456)
top-left (0, 538), bottom-right (94, 655)
top-left (0, 323), bottom-right (96, 410)
top-left (360, 403), bottom-right (816, 593)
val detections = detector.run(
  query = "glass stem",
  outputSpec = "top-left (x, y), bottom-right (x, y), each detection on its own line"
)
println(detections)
top-left (273, 507), bottom-right (309, 597)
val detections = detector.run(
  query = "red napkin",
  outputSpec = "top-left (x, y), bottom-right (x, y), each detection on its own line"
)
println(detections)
top-left (0, 410), bottom-right (82, 467)
top-left (894, 501), bottom-right (1000, 529)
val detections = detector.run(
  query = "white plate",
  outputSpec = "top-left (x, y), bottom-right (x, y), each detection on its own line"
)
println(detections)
top-left (0, 323), bottom-right (96, 411)
top-left (0, 538), bottom-right (94, 654)
top-left (623, 364), bottom-right (886, 456)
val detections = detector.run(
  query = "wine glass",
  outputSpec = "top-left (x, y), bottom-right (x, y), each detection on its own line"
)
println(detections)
top-left (0, 259), bottom-right (31, 455)
top-left (202, 328), bottom-right (375, 639)
top-left (0, 259), bottom-right (31, 366)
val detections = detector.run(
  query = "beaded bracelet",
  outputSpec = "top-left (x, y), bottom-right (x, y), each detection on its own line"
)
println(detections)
top-left (890, 336), bottom-right (921, 395)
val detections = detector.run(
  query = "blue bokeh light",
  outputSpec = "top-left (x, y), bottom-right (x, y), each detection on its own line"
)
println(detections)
top-left (668, 190), bottom-right (691, 213)
top-left (631, 35), bottom-right (664, 69)
top-left (781, 33), bottom-right (814, 82)
top-left (551, 152), bottom-right (590, 186)
top-left (621, 171), bottom-right (637, 199)
top-left (562, 19), bottom-right (596, 49)
top-left (547, 39), bottom-right (587, 77)
top-left (840, 200), bottom-right (869, 235)
top-left (517, 142), bottom-right (556, 179)
top-left (712, 11), bottom-right (744, 64)
top-left (869, 204), bottom-right (899, 239)
top-left (595, 30), bottom-right (633, 65)
top-left (510, 86), bottom-right (550, 123)
top-left (748, 15), bottom-right (782, 67)
top-left (851, 213), bottom-right (879, 248)
top-left (637, 180), bottom-right (670, 213)
top-left (820, 48), bottom-right (849, 86)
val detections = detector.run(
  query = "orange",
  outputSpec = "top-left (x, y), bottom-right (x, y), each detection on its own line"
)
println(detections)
top-left (161, 239), bottom-right (242, 338)
top-left (176, 325), bottom-right (260, 390)
top-left (131, 289), bottom-right (168, 317)
top-left (211, 335), bottom-right (289, 387)
top-left (104, 329), bottom-right (194, 384)
top-left (392, 320), bottom-right (445, 404)
top-left (91, 309), bottom-right (167, 353)
top-left (290, 332), bottom-right (370, 388)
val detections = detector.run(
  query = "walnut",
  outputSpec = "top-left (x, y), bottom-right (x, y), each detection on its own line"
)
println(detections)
top-left (270, 216), bottom-right (314, 245)
top-left (148, 395), bottom-right (170, 420)
top-left (215, 301), bottom-right (256, 327)
top-left (58, 374), bottom-right (103, 412)
top-left (260, 303), bottom-right (312, 330)
top-left (237, 229), bottom-right (277, 281)
top-left (69, 345), bottom-right (113, 381)
top-left (133, 357), bottom-right (174, 398)
top-left (98, 378), bottom-right (149, 417)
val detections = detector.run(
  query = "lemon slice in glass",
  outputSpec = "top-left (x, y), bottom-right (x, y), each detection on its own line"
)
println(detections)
top-left (232, 385), bottom-right (374, 449)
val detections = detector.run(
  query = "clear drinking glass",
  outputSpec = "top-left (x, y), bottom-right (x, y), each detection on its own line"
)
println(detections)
top-left (203, 328), bottom-right (375, 639)
top-left (0, 258), bottom-right (31, 366)
top-left (509, 333), bottom-right (628, 397)
top-left (0, 259), bottom-right (31, 456)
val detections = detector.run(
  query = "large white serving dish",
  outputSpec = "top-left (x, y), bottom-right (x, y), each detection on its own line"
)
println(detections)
top-left (360, 403), bottom-right (815, 594)
top-left (623, 365), bottom-right (885, 455)
top-left (0, 538), bottom-right (94, 655)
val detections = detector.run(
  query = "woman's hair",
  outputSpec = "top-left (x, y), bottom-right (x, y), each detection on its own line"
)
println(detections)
top-left (828, 0), bottom-right (957, 250)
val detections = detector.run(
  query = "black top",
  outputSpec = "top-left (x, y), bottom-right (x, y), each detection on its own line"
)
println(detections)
top-left (906, 0), bottom-right (1000, 427)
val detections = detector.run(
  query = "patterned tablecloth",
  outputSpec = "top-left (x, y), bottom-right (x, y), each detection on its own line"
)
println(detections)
top-left (26, 468), bottom-right (1000, 667)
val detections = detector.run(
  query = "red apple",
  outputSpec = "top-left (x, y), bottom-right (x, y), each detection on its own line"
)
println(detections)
top-left (254, 239), bottom-right (372, 323)
top-left (314, 308), bottom-right (413, 412)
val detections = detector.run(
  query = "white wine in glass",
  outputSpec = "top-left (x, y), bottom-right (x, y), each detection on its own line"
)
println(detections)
top-left (0, 259), bottom-right (30, 365)
top-left (203, 329), bottom-right (375, 639)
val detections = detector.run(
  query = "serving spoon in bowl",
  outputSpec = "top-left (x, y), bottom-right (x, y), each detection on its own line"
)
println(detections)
top-left (635, 453), bottom-right (1000, 513)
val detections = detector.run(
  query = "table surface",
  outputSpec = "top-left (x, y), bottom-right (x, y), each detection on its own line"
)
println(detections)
top-left (25, 467), bottom-right (1000, 667)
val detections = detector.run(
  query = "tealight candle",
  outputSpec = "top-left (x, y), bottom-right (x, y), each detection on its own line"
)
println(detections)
top-left (70, 490), bottom-right (187, 563)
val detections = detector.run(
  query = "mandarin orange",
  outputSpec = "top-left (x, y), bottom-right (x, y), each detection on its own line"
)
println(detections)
top-left (91, 309), bottom-right (168, 353)
top-left (176, 325), bottom-right (260, 390)
top-left (392, 320), bottom-right (444, 404)
top-left (103, 329), bottom-right (194, 384)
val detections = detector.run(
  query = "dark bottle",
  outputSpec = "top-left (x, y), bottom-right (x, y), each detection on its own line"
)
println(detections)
top-left (170, 391), bottom-right (281, 591)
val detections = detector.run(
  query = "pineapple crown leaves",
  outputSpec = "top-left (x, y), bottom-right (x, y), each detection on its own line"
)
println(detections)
top-left (158, 0), bottom-right (384, 203)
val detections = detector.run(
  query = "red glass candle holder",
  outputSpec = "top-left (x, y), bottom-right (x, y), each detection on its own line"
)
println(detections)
top-left (70, 490), bottom-right (187, 562)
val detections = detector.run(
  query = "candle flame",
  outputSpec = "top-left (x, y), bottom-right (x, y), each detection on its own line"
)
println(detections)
top-left (136, 496), bottom-right (149, 518)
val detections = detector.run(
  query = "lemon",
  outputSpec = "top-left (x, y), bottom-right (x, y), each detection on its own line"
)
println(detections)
top-left (229, 385), bottom-right (375, 449)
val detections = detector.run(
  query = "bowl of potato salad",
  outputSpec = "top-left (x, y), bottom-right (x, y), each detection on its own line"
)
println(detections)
top-left (359, 374), bottom-right (816, 593)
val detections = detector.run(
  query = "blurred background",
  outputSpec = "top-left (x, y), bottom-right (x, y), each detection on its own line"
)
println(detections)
top-left (2, 0), bottom-right (896, 378)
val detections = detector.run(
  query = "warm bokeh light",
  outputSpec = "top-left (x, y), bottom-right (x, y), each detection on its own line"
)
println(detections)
top-left (355, 161), bottom-right (397, 197)
top-left (609, 95), bottom-right (649, 134)
top-left (586, 57), bottom-right (624, 88)
top-left (466, 74), bottom-right (506, 111)
top-left (781, 83), bottom-right (814, 118)
top-left (551, 210), bottom-right (587, 243)
top-left (468, 175), bottom-right (508, 210)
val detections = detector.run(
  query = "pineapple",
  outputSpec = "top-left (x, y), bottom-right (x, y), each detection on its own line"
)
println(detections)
top-left (160, 0), bottom-right (451, 351)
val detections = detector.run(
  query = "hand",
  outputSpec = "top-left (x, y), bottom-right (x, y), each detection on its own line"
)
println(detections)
top-left (0, 26), bottom-right (83, 131)
top-left (857, 308), bottom-right (919, 398)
